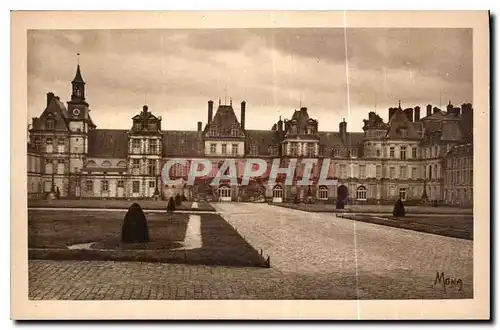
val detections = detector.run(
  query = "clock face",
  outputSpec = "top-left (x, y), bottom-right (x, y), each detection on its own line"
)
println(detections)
top-left (73, 108), bottom-right (80, 116)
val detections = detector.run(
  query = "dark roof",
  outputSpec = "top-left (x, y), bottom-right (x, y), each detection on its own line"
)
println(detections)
top-left (72, 65), bottom-right (85, 84)
top-left (246, 130), bottom-right (279, 156)
top-left (162, 131), bottom-right (204, 157)
top-left (318, 131), bottom-right (364, 149)
top-left (205, 104), bottom-right (245, 138)
top-left (31, 97), bottom-right (70, 132)
top-left (88, 129), bottom-right (129, 158)
top-left (386, 109), bottom-right (420, 139)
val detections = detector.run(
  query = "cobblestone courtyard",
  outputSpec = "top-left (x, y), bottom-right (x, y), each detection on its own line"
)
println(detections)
top-left (29, 203), bottom-right (473, 300)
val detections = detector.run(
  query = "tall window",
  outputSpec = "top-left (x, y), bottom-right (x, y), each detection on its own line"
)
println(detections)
top-left (86, 180), bottom-right (93, 192)
top-left (57, 159), bottom-right (65, 174)
top-left (210, 143), bottom-right (216, 154)
top-left (132, 159), bottom-right (140, 175)
top-left (117, 180), bottom-right (124, 188)
top-left (400, 146), bottom-right (407, 160)
top-left (359, 165), bottom-right (366, 179)
top-left (389, 146), bottom-right (395, 158)
top-left (45, 159), bottom-right (53, 174)
top-left (148, 160), bottom-right (157, 176)
top-left (221, 144), bottom-right (227, 154)
top-left (319, 186), bottom-right (328, 200)
top-left (149, 181), bottom-right (155, 188)
top-left (306, 143), bottom-right (315, 157)
top-left (412, 167), bottom-right (417, 179)
top-left (58, 138), bottom-right (65, 153)
top-left (232, 144), bottom-right (238, 155)
top-left (376, 149), bottom-right (381, 157)
top-left (412, 147), bottom-right (417, 158)
top-left (399, 188), bottom-right (407, 201)
top-left (356, 186), bottom-right (367, 200)
top-left (249, 145), bottom-right (257, 156)
top-left (132, 181), bottom-right (140, 193)
top-left (148, 139), bottom-right (157, 154)
top-left (390, 167), bottom-right (396, 179)
top-left (399, 166), bottom-right (407, 179)
top-left (290, 142), bottom-right (298, 156)
top-left (45, 138), bottom-right (53, 153)
top-left (376, 165), bottom-right (382, 179)
top-left (339, 164), bottom-right (347, 178)
top-left (101, 180), bottom-right (109, 192)
top-left (132, 139), bottom-right (141, 153)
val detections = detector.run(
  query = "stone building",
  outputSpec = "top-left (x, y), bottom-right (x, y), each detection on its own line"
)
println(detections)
top-left (27, 63), bottom-right (474, 205)
top-left (443, 143), bottom-right (473, 206)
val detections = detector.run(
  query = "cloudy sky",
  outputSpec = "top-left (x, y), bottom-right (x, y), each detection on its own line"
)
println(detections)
top-left (27, 28), bottom-right (472, 132)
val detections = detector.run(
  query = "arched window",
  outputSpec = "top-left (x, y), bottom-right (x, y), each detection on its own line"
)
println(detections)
top-left (356, 186), bottom-right (367, 201)
top-left (86, 160), bottom-right (97, 167)
top-left (272, 185), bottom-right (283, 199)
top-left (319, 186), bottom-right (328, 200)
top-left (101, 160), bottom-right (111, 167)
top-left (218, 185), bottom-right (231, 199)
top-left (45, 138), bottom-right (53, 153)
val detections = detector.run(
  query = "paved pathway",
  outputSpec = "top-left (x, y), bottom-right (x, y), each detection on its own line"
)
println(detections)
top-left (29, 203), bottom-right (473, 300)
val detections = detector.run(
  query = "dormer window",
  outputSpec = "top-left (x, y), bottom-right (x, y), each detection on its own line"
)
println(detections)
top-left (231, 124), bottom-right (239, 137)
top-left (45, 119), bottom-right (55, 130)
top-left (210, 125), bottom-right (218, 136)
top-left (400, 129), bottom-right (408, 138)
top-left (249, 145), bottom-right (258, 156)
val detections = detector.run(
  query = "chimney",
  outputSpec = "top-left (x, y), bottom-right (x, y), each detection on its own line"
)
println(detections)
top-left (404, 108), bottom-right (414, 122)
top-left (414, 106), bottom-right (421, 121)
top-left (433, 107), bottom-right (440, 114)
top-left (46, 92), bottom-right (54, 106)
top-left (277, 116), bottom-right (283, 132)
top-left (208, 100), bottom-right (214, 123)
top-left (197, 121), bottom-right (202, 132)
top-left (388, 107), bottom-right (397, 120)
top-left (241, 101), bottom-right (246, 130)
top-left (426, 104), bottom-right (432, 117)
top-left (446, 101), bottom-right (454, 113)
top-left (339, 118), bottom-right (347, 142)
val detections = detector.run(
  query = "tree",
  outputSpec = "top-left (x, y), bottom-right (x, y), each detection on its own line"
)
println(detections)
top-left (122, 203), bottom-right (149, 243)
top-left (393, 198), bottom-right (406, 217)
top-left (167, 197), bottom-right (176, 212)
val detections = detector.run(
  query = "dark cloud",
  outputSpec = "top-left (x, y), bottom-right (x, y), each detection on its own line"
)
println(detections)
top-left (27, 28), bottom-right (472, 132)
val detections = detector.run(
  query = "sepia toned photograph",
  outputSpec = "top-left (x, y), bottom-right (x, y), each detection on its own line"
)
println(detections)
top-left (11, 10), bottom-right (490, 320)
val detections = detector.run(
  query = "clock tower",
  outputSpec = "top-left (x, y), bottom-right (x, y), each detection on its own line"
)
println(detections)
top-left (66, 57), bottom-right (95, 196)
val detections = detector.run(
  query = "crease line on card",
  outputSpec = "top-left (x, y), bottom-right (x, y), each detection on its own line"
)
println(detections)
top-left (343, 10), bottom-right (361, 320)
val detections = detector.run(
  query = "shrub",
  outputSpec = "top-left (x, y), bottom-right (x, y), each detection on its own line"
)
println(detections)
top-left (393, 199), bottom-right (406, 217)
top-left (121, 203), bottom-right (149, 243)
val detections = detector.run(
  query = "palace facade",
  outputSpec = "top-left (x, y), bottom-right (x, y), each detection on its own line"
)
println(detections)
top-left (27, 64), bottom-right (474, 206)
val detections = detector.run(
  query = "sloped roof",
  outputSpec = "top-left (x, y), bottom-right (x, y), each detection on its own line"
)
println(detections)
top-left (318, 131), bottom-right (364, 149)
top-left (386, 109), bottom-right (420, 139)
top-left (88, 129), bottom-right (129, 158)
top-left (246, 130), bottom-right (279, 156)
top-left (205, 104), bottom-right (245, 138)
top-left (162, 131), bottom-right (204, 157)
top-left (72, 65), bottom-right (85, 84)
top-left (31, 97), bottom-right (70, 132)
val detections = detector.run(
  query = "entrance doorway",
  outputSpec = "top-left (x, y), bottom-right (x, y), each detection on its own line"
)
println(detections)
top-left (337, 185), bottom-right (348, 202)
top-left (218, 185), bottom-right (231, 202)
top-left (272, 185), bottom-right (283, 203)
